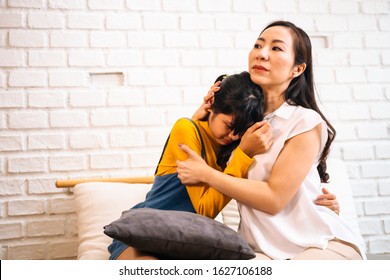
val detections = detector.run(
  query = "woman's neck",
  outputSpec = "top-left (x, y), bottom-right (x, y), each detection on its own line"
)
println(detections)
top-left (263, 89), bottom-right (286, 116)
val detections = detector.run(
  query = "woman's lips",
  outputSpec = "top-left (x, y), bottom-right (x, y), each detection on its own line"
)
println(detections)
top-left (253, 65), bottom-right (268, 71)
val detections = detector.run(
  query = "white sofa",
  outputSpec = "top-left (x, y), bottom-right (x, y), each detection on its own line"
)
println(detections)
top-left (69, 159), bottom-right (365, 260)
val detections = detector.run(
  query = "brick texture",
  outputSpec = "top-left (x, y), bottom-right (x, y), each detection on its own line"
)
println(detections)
top-left (0, 0), bottom-right (389, 260)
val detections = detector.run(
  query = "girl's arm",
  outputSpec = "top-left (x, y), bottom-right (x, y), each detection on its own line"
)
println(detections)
top-left (162, 119), bottom-right (232, 219)
top-left (237, 121), bottom-right (274, 158)
top-left (166, 120), bottom-right (273, 219)
top-left (185, 125), bottom-right (273, 218)
top-left (177, 124), bottom-right (322, 215)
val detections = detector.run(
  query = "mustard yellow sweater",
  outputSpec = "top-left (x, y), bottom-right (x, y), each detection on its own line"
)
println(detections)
top-left (156, 118), bottom-right (254, 219)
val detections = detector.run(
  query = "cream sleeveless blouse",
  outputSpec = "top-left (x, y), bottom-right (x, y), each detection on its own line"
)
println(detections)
top-left (238, 102), bottom-right (366, 260)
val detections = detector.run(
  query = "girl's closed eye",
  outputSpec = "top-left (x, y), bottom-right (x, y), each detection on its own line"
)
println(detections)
top-left (226, 123), bottom-right (233, 130)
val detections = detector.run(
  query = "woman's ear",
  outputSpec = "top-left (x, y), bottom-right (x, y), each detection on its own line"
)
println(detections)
top-left (292, 63), bottom-right (306, 78)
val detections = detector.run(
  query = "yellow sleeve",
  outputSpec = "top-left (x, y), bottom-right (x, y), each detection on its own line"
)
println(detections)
top-left (224, 146), bottom-right (254, 178)
top-left (157, 118), bottom-right (227, 218)
top-left (157, 118), bottom-right (254, 220)
top-left (189, 185), bottom-right (231, 219)
top-left (190, 146), bottom-right (254, 219)
top-left (156, 118), bottom-right (202, 175)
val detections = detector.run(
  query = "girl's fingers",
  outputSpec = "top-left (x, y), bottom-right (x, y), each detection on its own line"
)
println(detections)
top-left (246, 121), bottom-right (267, 133)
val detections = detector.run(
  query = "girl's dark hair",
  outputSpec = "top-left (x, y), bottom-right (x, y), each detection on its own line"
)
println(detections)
top-left (261, 21), bottom-right (336, 183)
top-left (210, 71), bottom-right (263, 169)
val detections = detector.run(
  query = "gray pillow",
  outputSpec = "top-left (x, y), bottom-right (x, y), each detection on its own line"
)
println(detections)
top-left (104, 208), bottom-right (255, 260)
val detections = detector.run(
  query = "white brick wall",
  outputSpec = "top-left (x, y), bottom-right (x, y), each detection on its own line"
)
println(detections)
top-left (0, 0), bottom-right (389, 259)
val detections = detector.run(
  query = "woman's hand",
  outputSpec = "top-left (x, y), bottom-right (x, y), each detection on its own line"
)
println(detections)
top-left (176, 144), bottom-right (212, 185)
top-left (191, 81), bottom-right (220, 121)
top-left (239, 121), bottom-right (273, 158)
top-left (314, 187), bottom-right (340, 215)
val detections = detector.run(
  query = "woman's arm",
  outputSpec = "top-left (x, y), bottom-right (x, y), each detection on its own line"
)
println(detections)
top-left (177, 124), bottom-right (322, 215)
top-left (191, 81), bottom-right (220, 121)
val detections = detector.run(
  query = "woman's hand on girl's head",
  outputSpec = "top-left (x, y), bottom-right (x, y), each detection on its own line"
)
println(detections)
top-left (191, 81), bottom-right (220, 121)
top-left (314, 187), bottom-right (340, 215)
top-left (239, 121), bottom-right (274, 158)
top-left (176, 144), bottom-right (211, 185)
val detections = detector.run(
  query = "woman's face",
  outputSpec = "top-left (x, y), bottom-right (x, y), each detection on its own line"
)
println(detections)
top-left (208, 111), bottom-right (239, 146)
top-left (248, 25), bottom-right (298, 92)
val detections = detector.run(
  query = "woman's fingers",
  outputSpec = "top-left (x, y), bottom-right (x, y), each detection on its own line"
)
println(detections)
top-left (202, 81), bottom-right (220, 107)
top-left (208, 81), bottom-right (221, 94)
top-left (315, 187), bottom-right (340, 215)
top-left (178, 144), bottom-right (197, 158)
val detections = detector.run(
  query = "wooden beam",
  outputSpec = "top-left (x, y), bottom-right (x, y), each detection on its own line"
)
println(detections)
top-left (55, 176), bottom-right (154, 188)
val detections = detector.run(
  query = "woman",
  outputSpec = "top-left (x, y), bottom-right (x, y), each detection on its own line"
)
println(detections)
top-left (177, 21), bottom-right (365, 260)
top-left (108, 71), bottom-right (268, 259)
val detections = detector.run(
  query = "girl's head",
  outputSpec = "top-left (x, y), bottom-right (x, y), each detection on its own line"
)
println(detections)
top-left (208, 71), bottom-right (263, 168)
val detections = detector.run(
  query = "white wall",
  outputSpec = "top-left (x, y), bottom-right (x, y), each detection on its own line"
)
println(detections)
top-left (0, 0), bottom-right (389, 259)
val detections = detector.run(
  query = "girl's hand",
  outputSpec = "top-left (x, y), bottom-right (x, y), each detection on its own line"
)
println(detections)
top-left (239, 121), bottom-right (273, 158)
top-left (314, 187), bottom-right (340, 215)
top-left (191, 81), bottom-right (220, 121)
top-left (176, 144), bottom-right (211, 185)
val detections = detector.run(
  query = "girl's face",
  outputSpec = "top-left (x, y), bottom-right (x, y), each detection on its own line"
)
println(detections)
top-left (248, 26), bottom-right (301, 92)
top-left (208, 111), bottom-right (239, 146)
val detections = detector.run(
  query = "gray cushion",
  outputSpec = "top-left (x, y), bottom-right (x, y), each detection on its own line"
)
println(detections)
top-left (104, 208), bottom-right (255, 260)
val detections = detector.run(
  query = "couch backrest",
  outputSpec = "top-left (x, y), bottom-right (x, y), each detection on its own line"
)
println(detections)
top-left (73, 158), bottom-right (363, 259)
top-left (74, 182), bottom-right (151, 259)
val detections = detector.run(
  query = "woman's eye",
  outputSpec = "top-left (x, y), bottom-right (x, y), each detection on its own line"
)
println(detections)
top-left (272, 46), bottom-right (282, 51)
top-left (254, 44), bottom-right (262, 49)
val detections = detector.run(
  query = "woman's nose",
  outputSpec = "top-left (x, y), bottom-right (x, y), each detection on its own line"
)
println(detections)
top-left (256, 47), bottom-right (269, 60)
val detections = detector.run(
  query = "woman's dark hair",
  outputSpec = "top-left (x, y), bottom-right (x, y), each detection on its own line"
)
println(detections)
top-left (210, 71), bottom-right (263, 169)
top-left (261, 21), bottom-right (336, 183)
